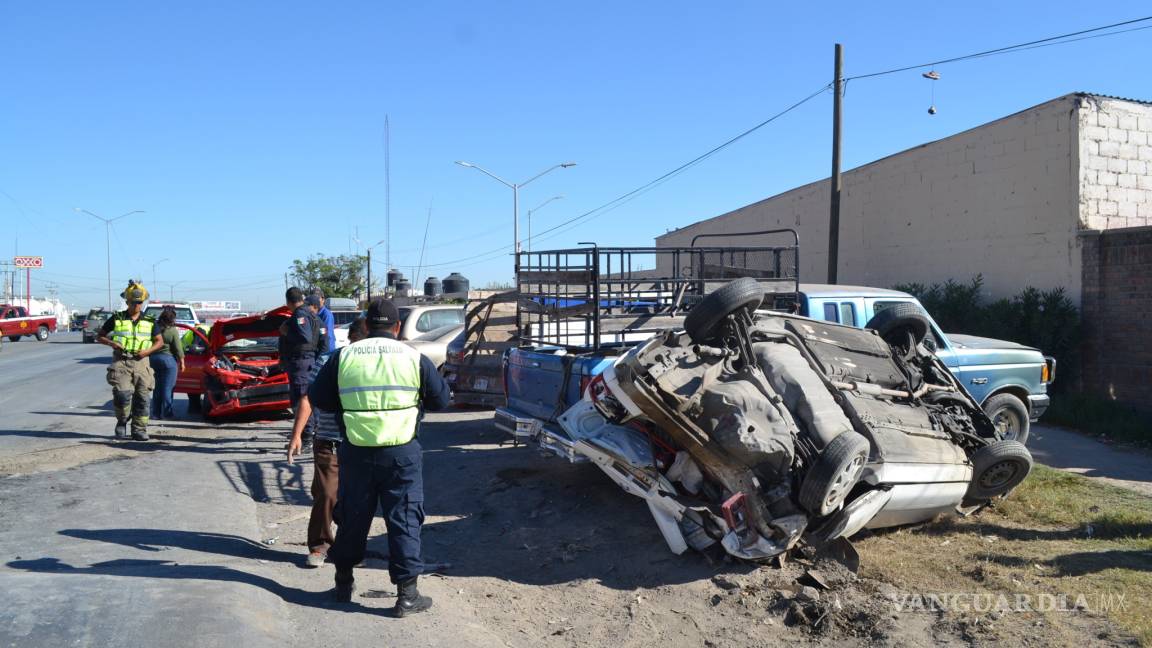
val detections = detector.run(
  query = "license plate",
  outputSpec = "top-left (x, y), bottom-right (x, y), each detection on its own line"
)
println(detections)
top-left (474, 378), bottom-right (489, 391)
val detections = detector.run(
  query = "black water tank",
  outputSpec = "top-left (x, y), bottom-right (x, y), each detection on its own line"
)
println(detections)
top-left (424, 276), bottom-right (441, 297)
top-left (386, 268), bottom-right (403, 288)
top-left (442, 272), bottom-right (469, 295)
top-left (394, 279), bottom-right (413, 295)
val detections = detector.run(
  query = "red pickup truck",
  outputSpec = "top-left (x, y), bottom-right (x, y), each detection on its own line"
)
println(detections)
top-left (0, 304), bottom-right (57, 342)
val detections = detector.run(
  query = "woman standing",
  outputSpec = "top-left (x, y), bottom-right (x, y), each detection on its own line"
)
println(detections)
top-left (149, 306), bottom-right (185, 420)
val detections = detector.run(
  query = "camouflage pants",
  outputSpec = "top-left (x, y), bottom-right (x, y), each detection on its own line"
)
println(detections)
top-left (107, 355), bottom-right (155, 432)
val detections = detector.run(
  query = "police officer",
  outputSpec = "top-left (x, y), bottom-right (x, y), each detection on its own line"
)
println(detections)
top-left (279, 287), bottom-right (325, 448)
top-left (309, 297), bottom-right (450, 616)
top-left (97, 280), bottom-right (161, 441)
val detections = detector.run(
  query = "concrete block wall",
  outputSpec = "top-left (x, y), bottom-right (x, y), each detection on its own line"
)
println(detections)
top-left (658, 95), bottom-right (1086, 303)
top-left (1078, 96), bottom-right (1152, 230)
top-left (1080, 226), bottom-right (1152, 408)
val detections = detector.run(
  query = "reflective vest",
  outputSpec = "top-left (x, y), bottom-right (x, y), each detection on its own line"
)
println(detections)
top-left (111, 312), bottom-right (155, 354)
top-left (337, 336), bottom-right (422, 447)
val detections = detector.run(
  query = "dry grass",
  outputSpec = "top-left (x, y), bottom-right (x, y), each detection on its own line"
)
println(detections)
top-left (856, 465), bottom-right (1152, 645)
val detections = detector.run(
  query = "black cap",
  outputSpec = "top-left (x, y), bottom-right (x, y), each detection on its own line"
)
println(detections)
top-left (310, 287), bottom-right (325, 299)
top-left (304, 295), bottom-right (323, 308)
top-left (366, 297), bottom-right (400, 328)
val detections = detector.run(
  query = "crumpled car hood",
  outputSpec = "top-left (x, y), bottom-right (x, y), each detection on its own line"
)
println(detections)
top-left (209, 306), bottom-right (291, 351)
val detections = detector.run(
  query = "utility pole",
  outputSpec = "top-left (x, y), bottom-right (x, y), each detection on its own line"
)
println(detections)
top-left (827, 43), bottom-right (844, 285)
top-left (385, 115), bottom-right (391, 270)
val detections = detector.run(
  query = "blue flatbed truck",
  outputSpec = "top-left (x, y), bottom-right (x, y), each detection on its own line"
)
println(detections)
top-left (495, 237), bottom-right (1054, 450)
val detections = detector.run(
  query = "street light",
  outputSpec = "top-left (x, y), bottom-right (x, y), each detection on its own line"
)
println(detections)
top-left (356, 238), bottom-right (387, 302)
top-left (151, 258), bottom-right (169, 289)
top-left (454, 160), bottom-right (576, 270)
top-left (525, 195), bottom-right (563, 254)
top-left (75, 208), bottom-right (146, 310)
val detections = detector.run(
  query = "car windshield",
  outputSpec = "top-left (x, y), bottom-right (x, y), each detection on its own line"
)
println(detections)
top-left (219, 335), bottom-right (278, 353)
top-left (332, 310), bottom-right (362, 326)
top-left (145, 306), bottom-right (195, 321)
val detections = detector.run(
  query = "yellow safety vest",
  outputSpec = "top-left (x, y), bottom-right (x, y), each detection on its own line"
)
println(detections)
top-left (337, 336), bottom-right (422, 447)
top-left (111, 312), bottom-right (155, 354)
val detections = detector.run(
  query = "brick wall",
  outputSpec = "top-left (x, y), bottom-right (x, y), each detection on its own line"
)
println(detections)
top-left (1080, 226), bottom-right (1152, 408)
top-left (1078, 96), bottom-right (1152, 230)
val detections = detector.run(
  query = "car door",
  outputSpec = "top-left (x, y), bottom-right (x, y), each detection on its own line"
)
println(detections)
top-left (174, 324), bottom-right (211, 394)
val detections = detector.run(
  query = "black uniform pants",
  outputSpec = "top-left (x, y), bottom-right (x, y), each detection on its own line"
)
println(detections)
top-left (329, 439), bottom-right (424, 584)
top-left (285, 354), bottom-right (316, 439)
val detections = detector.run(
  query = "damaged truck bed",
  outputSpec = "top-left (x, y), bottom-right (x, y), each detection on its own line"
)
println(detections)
top-left (524, 277), bottom-right (1034, 562)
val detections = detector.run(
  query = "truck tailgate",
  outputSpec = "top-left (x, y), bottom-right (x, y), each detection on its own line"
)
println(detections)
top-left (504, 349), bottom-right (614, 424)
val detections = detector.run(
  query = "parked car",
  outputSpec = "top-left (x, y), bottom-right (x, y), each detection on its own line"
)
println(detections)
top-left (560, 278), bottom-right (1032, 561)
top-left (143, 303), bottom-right (199, 327)
top-left (333, 302), bottom-right (463, 348)
top-left (174, 307), bottom-right (291, 418)
top-left (82, 309), bottom-right (114, 343)
top-left (405, 324), bottom-right (464, 368)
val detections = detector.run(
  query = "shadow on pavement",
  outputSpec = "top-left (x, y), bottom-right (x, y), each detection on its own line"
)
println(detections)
top-left (58, 528), bottom-right (301, 563)
top-left (218, 457), bottom-right (309, 505)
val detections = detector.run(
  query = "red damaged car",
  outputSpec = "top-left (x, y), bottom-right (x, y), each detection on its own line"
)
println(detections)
top-left (175, 307), bottom-right (292, 418)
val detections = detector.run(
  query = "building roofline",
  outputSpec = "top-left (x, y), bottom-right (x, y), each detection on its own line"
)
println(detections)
top-left (657, 91), bottom-right (1150, 241)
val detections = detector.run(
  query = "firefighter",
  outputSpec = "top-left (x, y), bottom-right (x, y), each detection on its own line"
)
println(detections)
top-left (308, 297), bottom-right (450, 616)
top-left (97, 280), bottom-right (161, 441)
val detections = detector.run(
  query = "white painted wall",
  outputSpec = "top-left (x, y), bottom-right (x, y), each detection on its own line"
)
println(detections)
top-left (657, 94), bottom-right (1146, 305)
top-left (1077, 96), bottom-right (1152, 230)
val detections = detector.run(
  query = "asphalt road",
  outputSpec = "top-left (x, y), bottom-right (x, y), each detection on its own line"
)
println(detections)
top-left (0, 335), bottom-right (1147, 647)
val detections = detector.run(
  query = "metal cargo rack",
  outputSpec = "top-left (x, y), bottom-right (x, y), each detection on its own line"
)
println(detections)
top-left (515, 229), bottom-right (799, 350)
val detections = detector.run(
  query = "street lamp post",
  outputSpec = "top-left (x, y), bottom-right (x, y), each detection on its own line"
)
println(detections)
top-left (151, 258), bottom-right (169, 289)
top-left (454, 160), bottom-right (576, 272)
top-left (525, 195), bottom-right (563, 255)
top-left (75, 208), bottom-right (145, 310)
top-left (355, 237), bottom-right (388, 303)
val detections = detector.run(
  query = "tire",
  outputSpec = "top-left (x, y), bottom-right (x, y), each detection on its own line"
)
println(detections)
top-left (83, 334), bottom-right (93, 343)
top-left (684, 278), bottom-right (764, 343)
top-left (965, 439), bottom-right (1032, 500)
top-left (983, 393), bottom-right (1030, 445)
top-left (864, 303), bottom-right (930, 346)
top-left (8, 335), bottom-right (20, 342)
top-left (188, 393), bottom-right (202, 411)
top-left (800, 431), bottom-right (871, 517)
top-left (36, 325), bottom-right (49, 341)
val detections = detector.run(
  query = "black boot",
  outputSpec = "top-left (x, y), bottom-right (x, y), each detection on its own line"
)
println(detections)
top-left (114, 423), bottom-right (129, 440)
top-left (394, 577), bottom-right (433, 617)
top-left (333, 568), bottom-right (355, 603)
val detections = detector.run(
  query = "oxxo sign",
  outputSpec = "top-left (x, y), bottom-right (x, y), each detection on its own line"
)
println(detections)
top-left (14, 256), bottom-right (43, 268)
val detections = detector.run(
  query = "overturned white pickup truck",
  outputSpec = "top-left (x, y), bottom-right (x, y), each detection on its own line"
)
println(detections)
top-left (549, 278), bottom-right (1033, 561)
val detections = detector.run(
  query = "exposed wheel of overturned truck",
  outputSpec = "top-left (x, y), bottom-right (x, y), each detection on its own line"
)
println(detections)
top-left (799, 431), bottom-right (871, 517)
top-left (864, 302), bottom-right (930, 347)
top-left (684, 277), bottom-right (764, 343)
top-left (965, 439), bottom-right (1032, 500)
top-left (982, 393), bottom-right (1031, 445)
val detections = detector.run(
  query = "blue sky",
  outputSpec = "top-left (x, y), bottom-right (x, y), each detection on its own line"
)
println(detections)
top-left (2, 2), bottom-right (1150, 312)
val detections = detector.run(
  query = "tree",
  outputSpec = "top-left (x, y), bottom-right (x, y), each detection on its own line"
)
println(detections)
top-left (289, 253), bottom-right (366, 299)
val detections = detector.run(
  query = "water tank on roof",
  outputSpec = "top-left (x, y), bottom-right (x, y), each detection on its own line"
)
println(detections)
top-left (394, 279), bottom-right (413, 296)
top-left (386, 269), bottom-right (403, 289)
top-left (424, 276), bottom-right (441, 297)
top-left (442, 272), bottom-right (469, 295)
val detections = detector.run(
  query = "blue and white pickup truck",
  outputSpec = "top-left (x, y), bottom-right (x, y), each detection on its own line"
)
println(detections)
top-left (498, 283), bottom-right (1055, 447)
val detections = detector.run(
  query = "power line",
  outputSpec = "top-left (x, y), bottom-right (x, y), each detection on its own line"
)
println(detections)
top-left (846, 15), bottom-right (1152, 80)
top-left (411, 82), bottom-right (832, 269)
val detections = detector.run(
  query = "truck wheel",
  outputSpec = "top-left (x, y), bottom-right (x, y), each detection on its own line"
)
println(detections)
top-left (966, 440), bottom-right (1032, 500)
top-left (8, 335), bottom-right (20, 342)
top-left (36, 326), bottom-right (49, 341)
top-left (983, 393), bottom-right (1030, 445)
top-left (684, 277), bottom-right (764, 343)
top-left (864, 303), bottom-right (929, 347)
top-left (800, 431), bottom-right (871, 517)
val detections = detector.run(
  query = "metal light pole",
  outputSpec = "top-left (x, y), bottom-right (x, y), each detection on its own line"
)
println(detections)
top-left (364, 238), bottom-right (386, 302)
top-left (526, 195), bottom-right (563, 254)
top-left (151, 258), bottom-right (169, 289)
top-left (455, 161), bottom-right (576, 271)
top-left (75, 208), bottom-right (145, 309)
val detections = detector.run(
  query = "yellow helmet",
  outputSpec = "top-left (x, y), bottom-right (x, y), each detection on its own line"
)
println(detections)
top-left (121, 280), bottom-right (149, 304)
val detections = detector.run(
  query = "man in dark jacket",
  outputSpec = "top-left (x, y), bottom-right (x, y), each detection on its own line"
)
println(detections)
top-left (309, 297), bottom-right (450, 616)
top-left (280, 287), bottom-right (323, 448)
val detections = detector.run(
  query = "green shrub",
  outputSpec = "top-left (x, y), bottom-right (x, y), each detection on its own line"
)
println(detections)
top-left (1043, 391), bottom-right (1152, 446)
